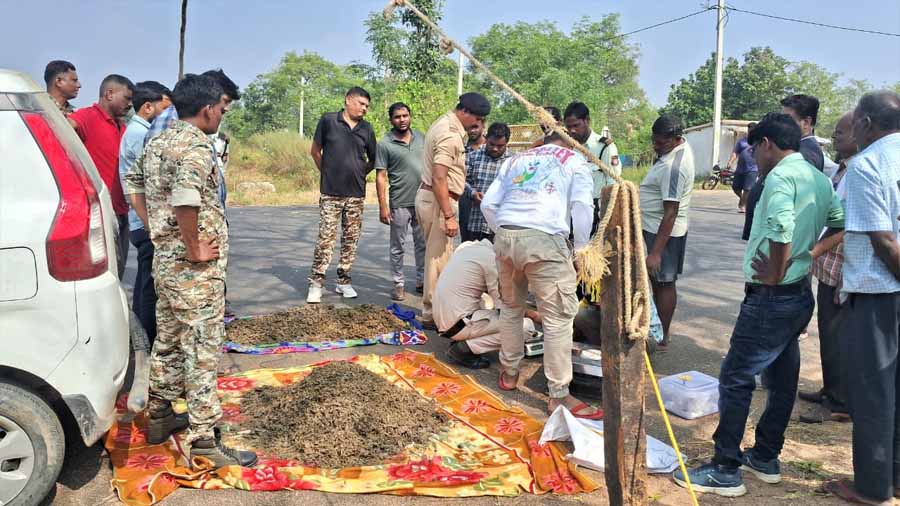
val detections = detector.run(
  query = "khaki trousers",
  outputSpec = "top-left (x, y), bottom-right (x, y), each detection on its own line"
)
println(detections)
top-left (415, 188), bottom-right (458, 321)
top-left (495, 227), bottom-right (579, 399)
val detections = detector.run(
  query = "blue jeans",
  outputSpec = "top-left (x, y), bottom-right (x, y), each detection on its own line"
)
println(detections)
top-left (712, 285), bottom-right (814, 468)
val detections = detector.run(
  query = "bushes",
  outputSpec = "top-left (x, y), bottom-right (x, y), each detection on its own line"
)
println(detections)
top-left (230, 131), bottom-right (319, 190)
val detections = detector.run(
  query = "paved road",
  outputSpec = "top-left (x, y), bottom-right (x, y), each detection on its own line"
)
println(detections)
top-left (45, 191), bottom-right (834, 506)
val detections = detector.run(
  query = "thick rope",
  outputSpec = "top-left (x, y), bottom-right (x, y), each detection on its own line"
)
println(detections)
top-left (384, 0), bottom-right (650, 342)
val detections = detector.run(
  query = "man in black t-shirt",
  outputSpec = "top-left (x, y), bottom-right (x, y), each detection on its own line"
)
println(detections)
top-left (307, 87), bottom-right (377, 303)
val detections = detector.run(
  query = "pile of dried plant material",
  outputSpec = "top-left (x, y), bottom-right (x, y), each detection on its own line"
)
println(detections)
top-left (239, 361), bottom-right (449, 468)
top-left (226, 304), bottom-right (405, 345)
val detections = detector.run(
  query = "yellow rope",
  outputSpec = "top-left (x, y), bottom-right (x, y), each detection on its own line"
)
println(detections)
top-left (644, 349), bottom-right (700, 506)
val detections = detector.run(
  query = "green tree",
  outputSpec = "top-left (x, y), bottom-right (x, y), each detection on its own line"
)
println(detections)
top-left (364, 0), bottom-right (452, 82)
top-left (224, 51), bottom-right (364, 138)
top-left (467, 15), bottom-right (654, 154)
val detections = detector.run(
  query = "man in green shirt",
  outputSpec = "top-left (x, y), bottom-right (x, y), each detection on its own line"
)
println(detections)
top-left (675, 113), bottom-right (843, 497)
top-left (376, 102), bottom-right (427, 301)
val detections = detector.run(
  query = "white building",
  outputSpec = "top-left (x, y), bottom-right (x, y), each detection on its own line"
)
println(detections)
top-left (683, 120), bottom-right (753, 178)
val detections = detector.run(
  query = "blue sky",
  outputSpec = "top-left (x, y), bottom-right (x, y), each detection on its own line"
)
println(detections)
top-left (2, 0), bottom-right (898, 108)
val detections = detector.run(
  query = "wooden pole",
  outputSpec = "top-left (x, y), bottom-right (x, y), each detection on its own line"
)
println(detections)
top-left (178, 0), bottom-right (188, 80)
top-left (599, 185), bottom-right (648, 505)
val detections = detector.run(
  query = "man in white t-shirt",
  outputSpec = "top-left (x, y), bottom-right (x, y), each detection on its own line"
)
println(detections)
top-left (564, 102), bottom-right (621, 234)
top-left (481, 132), bottom-right (602, 420)
top-left (640, 115), bottom-right (695, 348)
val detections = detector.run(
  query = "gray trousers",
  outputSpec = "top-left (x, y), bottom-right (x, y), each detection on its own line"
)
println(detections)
top-left (816, 282), bottom-right (847, 412)
top-left (390, 207), bottom-right (425, 286)
top-left (844, 291), bottom-right (900, 501)
top-left (116, 214), bottom-right (130, 280)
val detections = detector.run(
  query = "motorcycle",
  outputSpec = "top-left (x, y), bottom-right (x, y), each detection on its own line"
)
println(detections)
top-left (701, 164), bottom-right (734, 190)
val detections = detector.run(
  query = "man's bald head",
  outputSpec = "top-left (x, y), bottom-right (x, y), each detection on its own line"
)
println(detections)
top-left (853, 90), bottom-right (900, 150)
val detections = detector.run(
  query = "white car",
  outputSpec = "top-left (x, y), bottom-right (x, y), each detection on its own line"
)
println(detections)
top-left (0, 69), bottom-right (130, 505)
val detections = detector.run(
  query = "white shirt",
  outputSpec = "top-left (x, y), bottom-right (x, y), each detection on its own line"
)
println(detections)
top-left (639, 142), bottom-right (695, 237)
top-left (842, 133), bottom-right (900, 295)
top-left (481, 144), bottom-right (595, 249)
top-left (433, 240), bottom-right (501, 332)
top-left (585, 130), bottom-right (621, 198)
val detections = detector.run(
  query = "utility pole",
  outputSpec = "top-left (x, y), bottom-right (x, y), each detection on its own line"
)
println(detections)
top-left (298, 76), bottom-right (309, 137)
top-left (711, 0), bottom-right (726, 169)
top-left (457, 51), bottom-right (464, 96)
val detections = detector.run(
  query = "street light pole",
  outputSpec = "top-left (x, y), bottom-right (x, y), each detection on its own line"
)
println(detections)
top-left (711, 0), bottom-right (726, 169)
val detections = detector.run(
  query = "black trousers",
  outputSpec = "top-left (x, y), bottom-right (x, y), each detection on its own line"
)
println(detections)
top-left (844, 292), bottom-right (900, 501)
top-left (130, 228), bottom-right (157, 344)
top-left (816, 282), bottom-right (847, 412)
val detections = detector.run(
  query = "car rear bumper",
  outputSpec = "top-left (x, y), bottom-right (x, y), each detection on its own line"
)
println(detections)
top-left (47, 272), bottom-right (130, 445)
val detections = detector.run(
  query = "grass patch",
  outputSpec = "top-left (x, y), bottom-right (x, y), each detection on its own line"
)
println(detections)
top-left (786, 460), bottom-right (831, 480)
top-left (226, 131), bottom-right (377, 206)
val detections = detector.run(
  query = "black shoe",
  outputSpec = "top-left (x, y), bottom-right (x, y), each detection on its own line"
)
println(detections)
top-left (190, 436), bottom-right (258, 468)
top-left (798, 388), bottom-right (824, 404)
top-left (446, 341), bottom-right (490, 369)
top-left (147, 405), bottom-right (190, 444)
top-left (420, 318), bottom-right (437, 331)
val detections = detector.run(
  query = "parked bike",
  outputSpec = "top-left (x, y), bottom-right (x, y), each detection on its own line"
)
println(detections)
top-left (701, 164), bottom-right (734, 190)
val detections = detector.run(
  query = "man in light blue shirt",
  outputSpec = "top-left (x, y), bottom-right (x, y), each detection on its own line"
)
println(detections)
top-left (826, 90), bottom-right (900, 506)
top-left (120, 81), bottom-right (171, 342)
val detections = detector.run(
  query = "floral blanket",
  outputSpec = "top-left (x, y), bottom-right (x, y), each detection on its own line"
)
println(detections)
top-left (106, 352), bottom-right (599, 505)
top-left (222, 304), bottom-right (426, 354)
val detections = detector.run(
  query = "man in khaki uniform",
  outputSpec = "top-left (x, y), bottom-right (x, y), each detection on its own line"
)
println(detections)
top-left (416, 93), bottom-right (491, 328)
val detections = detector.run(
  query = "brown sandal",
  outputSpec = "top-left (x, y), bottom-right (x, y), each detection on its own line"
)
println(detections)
top-left (822, 479), bottom-right (892, 506)
top-left (499, 370), bottom-right (519, 391)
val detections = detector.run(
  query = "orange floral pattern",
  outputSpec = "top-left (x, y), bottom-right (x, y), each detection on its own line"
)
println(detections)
top-left (105, 352), bottom-right (598, 505)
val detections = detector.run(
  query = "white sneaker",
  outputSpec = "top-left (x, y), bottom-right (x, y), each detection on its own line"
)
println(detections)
top-left (307, 284), bottom-right (323, 304)
top-left (335, 284), bottom-right (358, 299)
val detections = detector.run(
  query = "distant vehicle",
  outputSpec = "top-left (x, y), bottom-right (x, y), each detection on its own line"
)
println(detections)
top-left (0, 69), bottom-right (129, 506)
top-left (701, 164), bottom-right (735, 190)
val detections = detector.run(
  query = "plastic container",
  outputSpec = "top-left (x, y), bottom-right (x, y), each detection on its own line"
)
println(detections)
top-left (658, 371), bottom-right (719, 419)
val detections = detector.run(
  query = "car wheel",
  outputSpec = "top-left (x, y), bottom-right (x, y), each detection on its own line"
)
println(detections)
top-left (0, 381), bottom-right (65, 506)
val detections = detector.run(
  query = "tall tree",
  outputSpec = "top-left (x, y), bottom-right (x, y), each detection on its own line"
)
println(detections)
top-left (224, 51), bottom-right (364, 138)
top-left (364, 0), bottom-right (451, 82)
top-left (468, 15), bottom-right (654, 153)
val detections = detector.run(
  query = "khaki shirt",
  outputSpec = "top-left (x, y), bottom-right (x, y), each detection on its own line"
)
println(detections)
top-left (422, 111), bottom-right (467, 195)
top-left (433, 240), bottom-right (501, 331)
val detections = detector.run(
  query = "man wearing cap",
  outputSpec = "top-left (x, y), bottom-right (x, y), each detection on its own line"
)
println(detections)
top-left (416, 92), bottom-right (491, 329)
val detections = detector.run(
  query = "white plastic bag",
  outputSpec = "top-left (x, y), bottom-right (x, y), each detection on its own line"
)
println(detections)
top-left (539, 406), bottom-right (682, 473)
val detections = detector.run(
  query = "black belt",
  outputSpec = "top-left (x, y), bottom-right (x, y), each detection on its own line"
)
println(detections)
top-left (440, 315), bottom-right (469, 339)
top-left (744, 280), bottom-right (808, 296)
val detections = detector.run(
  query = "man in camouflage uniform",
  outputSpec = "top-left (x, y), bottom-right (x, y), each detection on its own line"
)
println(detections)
top-left (125, 74), bottom-right (256, 468)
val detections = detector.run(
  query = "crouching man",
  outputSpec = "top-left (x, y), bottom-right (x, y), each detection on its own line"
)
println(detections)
top-left (435, 239), bottom-right (539, 369)
top-left (480, 132), bottom-right (602, 420)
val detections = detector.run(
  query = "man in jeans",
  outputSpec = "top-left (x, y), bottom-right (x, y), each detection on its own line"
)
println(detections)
top-left (674, 113), bottom-right (844, 497)
top-left (307, 87), bottom-right (377, 303)
top-left (120, 81), bottom-right (172, 342)
top-left (798, 111), bottom-right (857, 424)
top-left (481, 133), bottom-right (602, 420)
top-left (376, 102), bottom-right (426, 302)
top-left (823, 90), bottom-right (900, 506)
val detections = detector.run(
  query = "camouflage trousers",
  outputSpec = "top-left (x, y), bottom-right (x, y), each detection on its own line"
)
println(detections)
top-left (309, 195), bottom-right (365, 285)
top-left (148, 267), bottom-right (226, 445)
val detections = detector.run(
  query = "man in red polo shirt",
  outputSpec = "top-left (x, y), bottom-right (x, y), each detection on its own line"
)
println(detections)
top-left (70, 74), bottom-right (134, 279)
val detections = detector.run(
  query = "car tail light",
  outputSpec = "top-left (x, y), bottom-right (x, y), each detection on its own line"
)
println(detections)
top-left (20, 112), bottom-right (108, 281)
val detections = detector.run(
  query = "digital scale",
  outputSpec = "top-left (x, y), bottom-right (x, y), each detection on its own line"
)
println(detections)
top-left (524, 331), bottom-right (545, 357)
